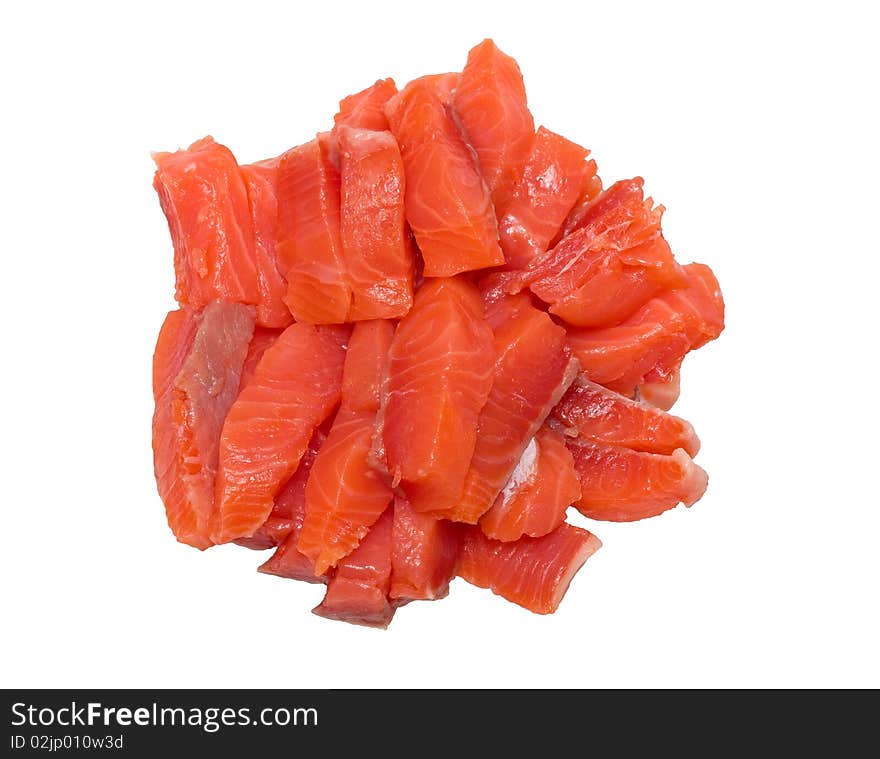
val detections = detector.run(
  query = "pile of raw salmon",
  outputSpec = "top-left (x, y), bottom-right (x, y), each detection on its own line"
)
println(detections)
top-left (151, 40), bottom-right (724, 627)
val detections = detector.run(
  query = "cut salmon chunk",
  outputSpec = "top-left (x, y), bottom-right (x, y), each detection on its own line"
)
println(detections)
top-left (458, 522), bottom-right (602, 614)
top-left (337, 126), bottom-right (413, 320)
top-left (213, 323), bottom-right (348, 544)
top-left (153, 138), bottom-right (288, 327)
top-left (385, 76), bottom-right (504, 276)
top-left (453, 39), bottom-right (535, 216)
top-left (152, 301), bottom-right (256, 549)
top-left (276, 137), bottom-right (350, 323)
top-left (238, 158), bottom-right (293, 327)
top-left (298, 321), bottom-right (395, 574)
top-left (380, 277), bottom-right (495, 514)
top-left (313, 508), bottom-right (395, 628)
top-left (568, 441), bottom-right (708, 522)
top-left (517, 179), bottom-right (686, 327)
top-left (498, 127), bottom-right (593, 269)
top-left (437, 293), bottom-right (578, 523)
top-left (553, 163), bottom-right (604, 245)
top-left (237, 326), bottom-right (283, 393)
top-left (334, 78), bottom-right (398, 133)
top-left (480, 425), bottom-right (581, 542)
top-left (390, 495), bottom-right (460, 602)
top-left (237, 429), bottom-right (325, 551)
top-left (552, 375), bottom-right (700, 457)
top-left (638, 369), bottom-right (681, 411)
top-left (566, 262), bottom-right (724, 394)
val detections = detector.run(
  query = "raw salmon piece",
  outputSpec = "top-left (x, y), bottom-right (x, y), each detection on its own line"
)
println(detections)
top-left (153, 138), bottom-right (253, 308)
top-left (453, 39), bottom-right (535, 215)
top-left (238, 158), bottom-right (293, 328)
top-left (568, 441), bottom-right (708, 522)
top-left (334, 78), bottom-right (398, 132)
top-left (479, 425), bottom-right (581, 542)
top-left (436, 294), bottom-right (578, 523)
top-left (385, 76), bottom-right (504, 276)
top-left (337, 126), bottom-right (413, 320)
top-left (552, 375), bottom-right (700, 457)
top-left (390, 495), bottom-right (460, 602)
top-left (298, 411), bottom-right (394, 574)
top-left (212, 323), bottom-right (348, 544)
top-left (498, 127), bottom-right (593, 269)
top-left (152, 301), bottom-right (256, 549)
top-left (638, 369), bottom-right (681, 411)
top-left (458, 522), bottom-right (602, 614)
top-left (237, 429), bottom-right (325, 551)
top-left (380, 277), bottom-right (495, 514)
top-left (313, 508), bottom-right (395, 628)
top-left (297, 321), bottom-right (395, 573)
top-left (341, 319), bottom-right (395, 414)
top-left (275, 137), bottom-right (351, 323)
top-left (566, 263), bottom-right (724, 394)
top-left (237, 326), bottom-right (283, 393)
top-left (553, 164), bottom-right (604, 245)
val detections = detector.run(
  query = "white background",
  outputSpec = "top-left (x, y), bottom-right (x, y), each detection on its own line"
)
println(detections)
top-left (2, 1), bottom-right (878, 688)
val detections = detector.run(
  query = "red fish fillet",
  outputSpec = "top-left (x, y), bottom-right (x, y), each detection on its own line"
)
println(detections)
top-left (458, 522), bottom-right (602, 614)
top-left (152, 301), bottom-right (255, 549)
top-left (437, 293), bottom-right (578, 523)
top-left (390, 495), bottom-right (460, 602)
top-left (212, 323), bottom-right (348, 544)
top-left (153, 138), bottom-right (286, 328)
top-left (297, 321), bottom-right (395, 574)
top-left (566, 262), bottom-right (724, 394)
top-left (453, 39), bottom-right (535, 215)
top-left (479, 424), bottom-right (581, 542)
top-left (380, 277), bottom-right (495, 514)
top-left (552, 375), bottom-right (700, 457)
top-left (337, 126), bottom-right (413, 320)
top-left (385, 76), bottom-right (504, 276)
top-left (498, 126), bottom-right (593, 269)
top-left (238, 158), bottom-right (293, 327)
top-left (236, 429), bottom-right (325, 551)
top-left (568, 440), bottom-right (708, 522)
top-left (334, 78), bottom-right (398, 133)
top-left (275, 137), bottom-right (351, 323)
top-left (313, 508), bottom-right (395, 628)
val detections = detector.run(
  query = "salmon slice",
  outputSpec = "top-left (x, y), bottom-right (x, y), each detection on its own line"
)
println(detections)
top-left (553, 166), bottom-right (604, 245)
top-left (638, 369), bottom-right (681, 411)
top-left (552, 375), bottom-right (700, 457)
top-left (238, 158), bottom-right (293, 327)
top-left (313, 508), bottom-right (395, 628)
top-left (390, 495), bottom-right (460, 602)
top-left (298, 321), bottom-right (395, 574)
top-left (334, 78), bottom-right (398, 132)
top-left (153, 138), bottom-right (285, 328)
top-left (380, 278), bottom-right (495, 514)
top-left (212, 323), bottom-right (348, 544)
top-left (337, 126), bottom-right (413, 320)
top-left (385, 76), bottom-right (504, 276)
top-left (458, 522), bottom-right (602, 614)
top-left (298, 411), bottom-right (394, 574)
top-left (237, 326), bottom-right (283, 393)
top-left (498, 127), bottom-right (593, 269)
top-left (452, 39), bottom-right (535, 216)
top-left (275, 137), bottom-right (351, 323)
top-left (436, 293), bottom-right (578, 523)
top-left (566, 262), bottom-right (724, 394)
top-left (568, 441), bottom-right (708, 522)
top-left (515, 179), bottom-right (686, 327)
top-left (236, 429), bottom-right (325, 551)
top-left (152, 301), bottom-right (256, 550)
top-left (479, 425), bottom-right (581, 542)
